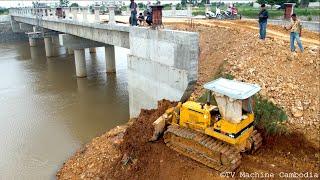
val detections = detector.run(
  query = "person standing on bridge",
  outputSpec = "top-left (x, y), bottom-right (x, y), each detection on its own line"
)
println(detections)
top-left (258, 4), bottom-right (268, 40)
top-left (284, 14), bottom-right (304, 53)
top-left (129, 0), bottom-right (138, 26)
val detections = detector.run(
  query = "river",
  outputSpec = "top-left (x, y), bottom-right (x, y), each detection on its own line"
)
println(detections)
top-left (0, 41), bottom-right (130, 179)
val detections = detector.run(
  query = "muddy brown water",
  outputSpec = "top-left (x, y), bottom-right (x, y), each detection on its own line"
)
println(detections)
top-left (0, 41), bottom-right (130, 179)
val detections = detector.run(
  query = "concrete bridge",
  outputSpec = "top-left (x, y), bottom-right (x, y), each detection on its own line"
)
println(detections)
top-left (9, 7), bottom-right (199, 117)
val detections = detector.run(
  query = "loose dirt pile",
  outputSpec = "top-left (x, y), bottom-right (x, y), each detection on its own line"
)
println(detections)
top-left (57, 20), bottom-right (319, 179)
top-left (168, 20), bottom-right (319, 147)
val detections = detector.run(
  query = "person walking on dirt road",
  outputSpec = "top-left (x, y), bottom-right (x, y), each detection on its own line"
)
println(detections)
top-left (284, 13), bottom-right (304, 53)
top-left (258, 4), bottom-right (268, 40)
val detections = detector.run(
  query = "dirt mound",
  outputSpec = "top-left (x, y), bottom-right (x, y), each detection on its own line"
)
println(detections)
top-left (111, 100), bottom-right (177, 179)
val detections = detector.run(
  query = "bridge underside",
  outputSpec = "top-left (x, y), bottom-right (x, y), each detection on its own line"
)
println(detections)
top-left (11, 14), bottom-right (199, 118)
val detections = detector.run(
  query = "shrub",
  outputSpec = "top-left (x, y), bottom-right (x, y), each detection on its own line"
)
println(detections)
top-left (253, 95), bottom-right (288, 136)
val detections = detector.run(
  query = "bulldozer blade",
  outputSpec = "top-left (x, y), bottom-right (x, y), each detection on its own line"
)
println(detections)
top-left (149, 114), bottom-right (172, 141)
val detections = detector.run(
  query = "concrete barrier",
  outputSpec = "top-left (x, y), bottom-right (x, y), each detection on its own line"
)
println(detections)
top-left (128, 27), bottom-right (199, 117)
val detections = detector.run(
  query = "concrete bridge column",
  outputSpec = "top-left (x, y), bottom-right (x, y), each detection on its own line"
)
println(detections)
top-left (29, 37), bottom-right (37, 47)
top-left (108, 5), bottom-right (116, 24)
top-left (94, 6), bottom-right (100, 22)
top-left (10, 17), bottom-right (21, 33)
top-left (58, 34), bottom-right (64, 46)
top-left (74, 49), bottom-right (87, 77)
top-left (44, 37), bottom-right (54, 57)
top-left (105, 45), bottom-right (116, 72)
top-left (52, 36), bottom-right (60, 46)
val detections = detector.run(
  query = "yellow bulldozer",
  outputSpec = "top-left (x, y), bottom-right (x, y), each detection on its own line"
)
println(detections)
top-left (151, 78), bottom-right (263, 172)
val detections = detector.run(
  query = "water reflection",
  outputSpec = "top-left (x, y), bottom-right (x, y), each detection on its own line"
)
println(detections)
top-left (0, 41), bottom-right (130, 179)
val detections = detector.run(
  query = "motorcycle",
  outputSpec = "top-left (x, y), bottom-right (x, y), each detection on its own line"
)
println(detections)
top-left (221, 7), bottom-right (238, 19)
top-left (205, 7), bottom-right (223, 19)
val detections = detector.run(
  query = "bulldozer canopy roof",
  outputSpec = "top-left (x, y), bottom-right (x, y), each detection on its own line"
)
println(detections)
top-left (203, 78), bottom-right (261, 100)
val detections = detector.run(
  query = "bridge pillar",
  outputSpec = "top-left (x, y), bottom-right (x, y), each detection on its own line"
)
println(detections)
top-left (89, 48), bottom-right (96, 53)
top-left (10, 17), bottom-right (21, 33)
top-left (29, 37), bottom-right (37, 47)
top-left (58, 34), bottom-right (64, 46)
top-left (74, 49), bottom-right (87, 77)
top-left (52, 36), bottom-right (60, 46)
top-left (44, 37), bottom-right (54, 57)
top-left (94, 6), bottom-right (100, 22)
top-left (105, 45), bottom-right (116, 72)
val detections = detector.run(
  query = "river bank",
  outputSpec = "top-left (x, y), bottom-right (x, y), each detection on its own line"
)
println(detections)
top-left (0, 15), bottom-right (28, 43)
top-left (57, 20), bottom-right (320, 179)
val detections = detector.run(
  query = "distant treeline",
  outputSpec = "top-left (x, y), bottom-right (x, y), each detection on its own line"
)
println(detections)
top-left (0, 8), bottom-right (9, 15)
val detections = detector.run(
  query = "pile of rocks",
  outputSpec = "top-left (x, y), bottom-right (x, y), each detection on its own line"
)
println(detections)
top-left (224, 33), bottom-right (319, 145)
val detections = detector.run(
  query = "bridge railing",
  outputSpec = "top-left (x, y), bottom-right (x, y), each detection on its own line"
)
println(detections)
top-left (9, 6), bottom-right (115, 24)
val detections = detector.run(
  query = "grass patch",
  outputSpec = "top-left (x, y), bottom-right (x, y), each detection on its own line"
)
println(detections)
top-left (254, 95), bottom-right (288, 136)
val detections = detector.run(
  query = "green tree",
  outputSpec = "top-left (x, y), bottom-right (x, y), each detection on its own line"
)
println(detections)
top-left (59, 0), bottom-right (69, 7)
top-left (70, 3), bottom-right (79, 7)
top-left (181, 0), bottom-right (187, 6)
top-left (300, 0), bottom-right (309, 7)
top-left (138, 2), bottom-right (144, 9)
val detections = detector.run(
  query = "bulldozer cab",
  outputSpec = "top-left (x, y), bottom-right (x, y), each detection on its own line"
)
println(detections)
top-left (203, 78), bottom-right (261, 124)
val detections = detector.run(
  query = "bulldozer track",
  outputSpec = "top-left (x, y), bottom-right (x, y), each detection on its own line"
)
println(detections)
top-left (164, 124), bottom-right (242, 172)
top-left (250, 130), bottom-right (263, 153)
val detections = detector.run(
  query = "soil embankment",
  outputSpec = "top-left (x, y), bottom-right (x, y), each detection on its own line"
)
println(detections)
top-left (57, 20), bottom-right (320, 179)
top-left (0, 15), bottom-right (28, 43)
